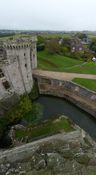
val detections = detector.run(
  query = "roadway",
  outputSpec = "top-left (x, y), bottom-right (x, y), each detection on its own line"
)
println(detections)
top-left (33, 69), bottom-right (96, 81)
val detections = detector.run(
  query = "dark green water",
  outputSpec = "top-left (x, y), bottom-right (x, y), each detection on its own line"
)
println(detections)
top-left (36, 95), bottom-right (96, 140)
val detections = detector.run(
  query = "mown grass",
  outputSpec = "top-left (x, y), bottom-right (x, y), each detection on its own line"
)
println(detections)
top-left (15, 117), bottom-right (74, 140)
top-left (72, 78), bottom-right (96, 92)
top-left (67, 62), bottom-right (96, 74)
top-left (37, 51), bottom-right (96, 74)
top-left (38, 51), bottom-right (83, 70)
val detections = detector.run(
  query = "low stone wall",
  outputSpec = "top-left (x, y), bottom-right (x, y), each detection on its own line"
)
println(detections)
top-left (34, 75), bottom-right (96, 118)
top-left (0, 130), bottom-right (81, 164)
top-left (0, 129), bottom-right (96, 175)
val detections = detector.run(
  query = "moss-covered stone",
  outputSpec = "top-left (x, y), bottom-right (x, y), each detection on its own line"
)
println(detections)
top-left (75, 154), bottom-right (90, 165)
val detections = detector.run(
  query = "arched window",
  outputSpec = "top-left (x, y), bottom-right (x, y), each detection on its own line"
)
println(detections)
top-left (25, 63), bottom-right (27, 68)
top-left (0, 69), bottom-right (4, 78)
top-left (2, 80), bottom-right (10, 89)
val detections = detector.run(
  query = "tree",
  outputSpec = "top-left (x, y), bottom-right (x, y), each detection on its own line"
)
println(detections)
top-left (37, 35), bottom-right (45, 51)
top-left (89, 38), bottom-right (96, 52)
top-left (45, 39), bottom-right (60, 54)
top-left (60, 37), bottom-right (71, 55)
top-left (6, 96), bottom-right (32, 124)
top-left (24, 103), bottom-right (43, 124)
top-left (82, 50), bottom-right (93, 61)
top-left (62, 37), bottom-right (71, 49)
top-left (37, 35), bottom-right (46, 45)
top-left (29, 80), bottom-right (39, 100)
top-left (75, 32), bottom-right (87, 40)
top-left (60, 46), bottom-right (70, 56)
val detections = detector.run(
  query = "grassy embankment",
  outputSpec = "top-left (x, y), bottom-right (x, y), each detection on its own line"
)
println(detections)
top-left (72, 78), bottom-right (96, 92)
top-left (15, 116), bottom-right (74, 141)
top-left (0, 82), bottom-right (74, 143)
top-left (38, 51), bottom-right (96, 91)
top-left (38, 51), bottom-right (96, 74)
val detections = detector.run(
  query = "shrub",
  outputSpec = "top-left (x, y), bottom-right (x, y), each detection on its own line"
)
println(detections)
top-left (5, 96), bottom-right (32, 124)
top-left (23, 103), bottom-right (43, 124)
top-left (29, 81), bottom-right (39, 100)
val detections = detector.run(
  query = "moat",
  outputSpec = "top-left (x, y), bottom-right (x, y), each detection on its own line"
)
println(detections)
top-left (1, 94), bottom-right (96, 148)
top-left (36, 95), bottom-right (96, 140)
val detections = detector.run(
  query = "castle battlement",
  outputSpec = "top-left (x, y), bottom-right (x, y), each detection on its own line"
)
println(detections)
top-left (1, 36), bottom-right (37, 50)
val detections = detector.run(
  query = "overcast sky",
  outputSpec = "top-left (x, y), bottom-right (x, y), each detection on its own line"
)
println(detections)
top-left (0, 0), bottom-right (96, 31)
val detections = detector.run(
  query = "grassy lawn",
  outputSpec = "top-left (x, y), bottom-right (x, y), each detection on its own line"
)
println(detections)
top-left (38, 51), bottom-right (83, 70)
top-left (15, 116), bottom-right (74, 140)
top-left (66, 62), bottom-right (96, 74)
top-left (37, 51), bottom-right (96, 74)
top-left (72, 78), bottom-right (96, 92)
top-left (39, 33), bottom-right (72, 39)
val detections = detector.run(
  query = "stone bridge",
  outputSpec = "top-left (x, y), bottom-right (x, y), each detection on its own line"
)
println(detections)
top-left (33, 69), bottom-right (96, 118)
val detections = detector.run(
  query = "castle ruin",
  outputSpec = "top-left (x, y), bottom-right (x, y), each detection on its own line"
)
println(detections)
top-left (0, 37), bottom-right (37, 101)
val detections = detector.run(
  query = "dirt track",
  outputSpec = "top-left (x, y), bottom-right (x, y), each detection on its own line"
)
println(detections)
top-left (33, 69), bottom-right (96, 81)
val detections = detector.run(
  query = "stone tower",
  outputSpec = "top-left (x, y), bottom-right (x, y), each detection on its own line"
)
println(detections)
top-left (0, 37), bottom-right (37, 100)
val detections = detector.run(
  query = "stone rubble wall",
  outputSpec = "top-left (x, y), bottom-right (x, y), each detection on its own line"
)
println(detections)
top-left (0, 129), bottom-right (96, 175)
top-left (0, 130), bottom-right (81, 164)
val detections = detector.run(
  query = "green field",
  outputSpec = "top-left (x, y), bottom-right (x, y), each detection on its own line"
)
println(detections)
top-left (39, 33), bottom-right (72, 39)
top-left (0, 34), bottom-right (31, 40)
top-left (38, 51), bottom-right (96, 74)
top-left (38, 51), bottom-right (83, 70)
top-left (72, 78), bottom-right (96, 92)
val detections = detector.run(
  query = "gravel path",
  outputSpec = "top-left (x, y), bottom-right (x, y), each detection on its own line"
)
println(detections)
top-left (33, 69), bottom-right (96, 81)
top-left (64, 62), bottom-right (87, 70)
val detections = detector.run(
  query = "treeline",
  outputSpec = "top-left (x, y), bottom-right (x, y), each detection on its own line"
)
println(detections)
top-left (37, 33), bottom-right (96, 61)
top-left (0, 33), bottom-right (16, 38)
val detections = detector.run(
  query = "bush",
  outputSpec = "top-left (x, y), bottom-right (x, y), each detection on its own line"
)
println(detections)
top-left (82, 50), bottom-right (93, 61)
top-left (45, 39), bottom-right (61, 54)
top-left (60, 46), bottom-right (70, 56)
top-left (23, 103), bottom-right (43, 124)
top-left (5, 96), bottom-right (32, 124)
top-left (0, 96), bottom-right (32, 138)
top-left (29, 81), bottom-right (39, 100)
top-left (37, 43), bottom-right (45, 51)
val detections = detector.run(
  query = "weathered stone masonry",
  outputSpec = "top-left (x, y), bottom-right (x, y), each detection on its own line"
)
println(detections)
top-left (33, 75), bottom-right (96, 118)
top-left (0, 37), bottom-right (37, 101)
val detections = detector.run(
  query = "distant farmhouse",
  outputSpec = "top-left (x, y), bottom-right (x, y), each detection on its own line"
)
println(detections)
top-left (59, 37), bottom-right (85, 53)
top-left (0, 37), bottom-right (37, 101)
top-left (92, 57), bottom-right (96, 62)
top-left (70, 37), bottom-right (84, 52)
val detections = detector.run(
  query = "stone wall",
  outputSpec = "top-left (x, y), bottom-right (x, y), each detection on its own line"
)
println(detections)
top-left (0, 130), bottom-right (81, 164)
top-left (34, 75), bottom-right (96, 118)
top-left (0, 130), bottom-right (96, 175)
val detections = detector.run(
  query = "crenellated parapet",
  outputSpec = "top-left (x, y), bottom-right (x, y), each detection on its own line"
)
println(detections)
top-left (4, 44), bottom-right (31, 50)
top-left (2, 36), bottom-right (37, 50)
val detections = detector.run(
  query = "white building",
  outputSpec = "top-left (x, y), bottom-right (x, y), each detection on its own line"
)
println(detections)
top-left (92, 57), bottom-right (96, 62)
